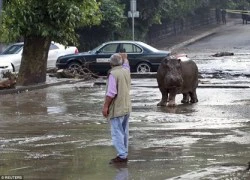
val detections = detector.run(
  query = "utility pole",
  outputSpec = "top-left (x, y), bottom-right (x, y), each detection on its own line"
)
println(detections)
top-left (131, 0), bottom-right (135, 41)
top-left (0, 0), bottom-right (3, 52)
top-left (128, 0), bottom-right (139, 41)
top-left (0, 0), bottom-right (2, 15)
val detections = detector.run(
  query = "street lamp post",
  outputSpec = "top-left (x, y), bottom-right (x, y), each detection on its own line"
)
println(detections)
top-left (128, 0), bottom-right (139, 41)
top-left (0, 0), bottom-right (3, 52)
top-left (131, 0), bottom-right (135, 41)
top-left (0, 0), bottom-right (2, 15)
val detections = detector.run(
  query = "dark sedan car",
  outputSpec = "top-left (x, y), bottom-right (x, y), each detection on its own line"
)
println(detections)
top-left (56, 41), bottom-right (170, 74)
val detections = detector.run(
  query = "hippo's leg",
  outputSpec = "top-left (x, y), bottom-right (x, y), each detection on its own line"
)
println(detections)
top-left (157, 89), bottom-right (168, 106)
top-left (181, 93), bottom-right (189, 103)
top-left (167, 92), bottom-right (176, 107)
top-left (189, 90), bottom-right (198, 103)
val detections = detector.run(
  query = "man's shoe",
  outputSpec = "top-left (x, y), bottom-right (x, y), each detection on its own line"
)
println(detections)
top-left (109, 156), bottom-right (128, 164)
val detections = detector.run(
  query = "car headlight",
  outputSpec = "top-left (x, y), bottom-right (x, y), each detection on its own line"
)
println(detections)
top-left (0, 66), bottom-right (9, 69)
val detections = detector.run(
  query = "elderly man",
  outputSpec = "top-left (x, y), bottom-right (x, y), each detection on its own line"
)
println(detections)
top-left (102, 53), bottom-right (131, 164)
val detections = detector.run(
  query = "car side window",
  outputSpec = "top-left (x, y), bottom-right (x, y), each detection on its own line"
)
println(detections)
top-left (122, 44), bottom-right (142, 53)
top-left (2, 44), bottom-right (23, 54)
top-left (100, 44), bottom-right (118, 53)
top-left (50, 44), bottom-right (59, 50)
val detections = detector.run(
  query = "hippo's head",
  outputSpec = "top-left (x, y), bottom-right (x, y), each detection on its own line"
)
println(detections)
top-left (160, 57), bottom-right (183, 91)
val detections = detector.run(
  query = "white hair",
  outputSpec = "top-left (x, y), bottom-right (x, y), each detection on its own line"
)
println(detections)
top-left (110, 53), bottom-right (123, 66)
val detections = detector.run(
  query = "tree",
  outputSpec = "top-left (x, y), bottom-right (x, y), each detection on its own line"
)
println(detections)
top-left (77, 0), bottom-right (126, 51)
top-left (0, 0), bottom-right (101, 86)
top-left (117, 0), bottom-right (217, 40)
top-left (72, 0), bottom-right (250, 49)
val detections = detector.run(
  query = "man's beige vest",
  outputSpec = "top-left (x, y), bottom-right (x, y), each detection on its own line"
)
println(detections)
top-left (107, 66), bottom-right (131, 120)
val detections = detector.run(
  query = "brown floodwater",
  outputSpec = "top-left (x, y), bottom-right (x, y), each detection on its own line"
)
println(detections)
top-left (0, 80), bottom-right (250, 180)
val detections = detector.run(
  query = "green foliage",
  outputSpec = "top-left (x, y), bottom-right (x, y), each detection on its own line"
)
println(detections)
top-left (207, 0), bottom-right (250, 9)
top-left (117, 0), bottom-right (213, 40)
top-left (0, 0), bottom-right (101, 46)
top-left (77, 0), bottom-right (126, 50)
top-left (100, 0), bottom-right (125, 30)
top-left (230, 0), bottom-right (250, 9)
top-left (2, 0), bottom-right (248, 48)
top-left (119, 0), bottom-right (250, 40)
top-left (120, 0), bottom-right (210, 26)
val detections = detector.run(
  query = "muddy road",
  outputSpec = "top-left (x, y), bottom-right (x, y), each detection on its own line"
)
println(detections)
top-left (0, 79), bottom-right (250, 180)
top-left (0, 19), bottom-right (250, 180)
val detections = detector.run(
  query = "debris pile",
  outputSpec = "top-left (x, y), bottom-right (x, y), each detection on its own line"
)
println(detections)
top-left (212, 52), bottom-right (234, 57)
top-left (0, 71), bottom-right (17, 89)
top-left (49, 66), bottom-right (99, 80)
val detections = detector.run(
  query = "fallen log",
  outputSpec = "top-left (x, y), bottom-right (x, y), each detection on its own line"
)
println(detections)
top-left (50, 66), bottom-right (99, 80)
top-left (212, 52), bottom-right (234, 57)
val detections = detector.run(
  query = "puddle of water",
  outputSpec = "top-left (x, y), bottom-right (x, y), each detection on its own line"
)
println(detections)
top-left (168, 165), bottom-right (246, 180)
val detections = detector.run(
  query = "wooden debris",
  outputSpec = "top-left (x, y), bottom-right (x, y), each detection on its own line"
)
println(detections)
top-left (0, 72), bottom-right (17, 89)
top-left (246, 162), bottom-right (250, 171)
top-left (49, 66), bottom-right (99, 80)
top-left (47, 68), bottom-right (58, 74)
top-left (212, 52), bottom-right (234, 57)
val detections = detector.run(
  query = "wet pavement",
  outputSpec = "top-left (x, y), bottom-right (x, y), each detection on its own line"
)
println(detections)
top-left (1, 18), bottom-right (250, 180)
top-left (0, 79), bottom-right (250, 180)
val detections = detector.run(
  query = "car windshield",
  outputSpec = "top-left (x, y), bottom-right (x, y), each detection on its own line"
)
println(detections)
top-left (1, 44), bottom-right (23, 55)
top-left (136, 42), bottom-right (160, 52)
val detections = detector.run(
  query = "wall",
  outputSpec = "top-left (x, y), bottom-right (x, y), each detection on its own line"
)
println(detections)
top-left (146, 10), bottom-right (216, 46)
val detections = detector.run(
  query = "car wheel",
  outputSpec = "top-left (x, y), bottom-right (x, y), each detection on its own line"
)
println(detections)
top-left (67, 62), bottom-right (82, 73)
top-left (136, 62), bottom-right (151, 73)
top-left (68, 62), bottom-right (81, 69)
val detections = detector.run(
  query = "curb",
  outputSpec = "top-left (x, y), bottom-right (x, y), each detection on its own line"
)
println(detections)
top-left (0, 79), bottom-right (94, 95)
top-left (94, 81), bottom-right (250, 89)
top-left (169, 29), bottom-right (218, 51)
top-left (169, 20), bottom-right (236, 51)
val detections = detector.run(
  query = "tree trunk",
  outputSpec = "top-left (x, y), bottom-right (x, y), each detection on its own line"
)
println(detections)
top-left (17, 36), bottom-right (51, 86)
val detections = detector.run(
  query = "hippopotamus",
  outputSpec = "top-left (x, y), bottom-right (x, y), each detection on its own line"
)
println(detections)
top-left (242, 11), bottom-right (250, 24)
top-left (157, 56), bottom-right (198, 107)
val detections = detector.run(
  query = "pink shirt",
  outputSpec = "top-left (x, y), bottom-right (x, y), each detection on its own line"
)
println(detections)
top-left (106, 63), bottom-right (130, 98)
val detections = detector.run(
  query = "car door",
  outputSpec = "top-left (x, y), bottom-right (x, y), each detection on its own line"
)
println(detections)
top-left (119, 43), bottom-right (144, 72)
top-left (0, 43), bottom-right (24, 72)
top-left (89, 43), bottom-right (120, 74)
